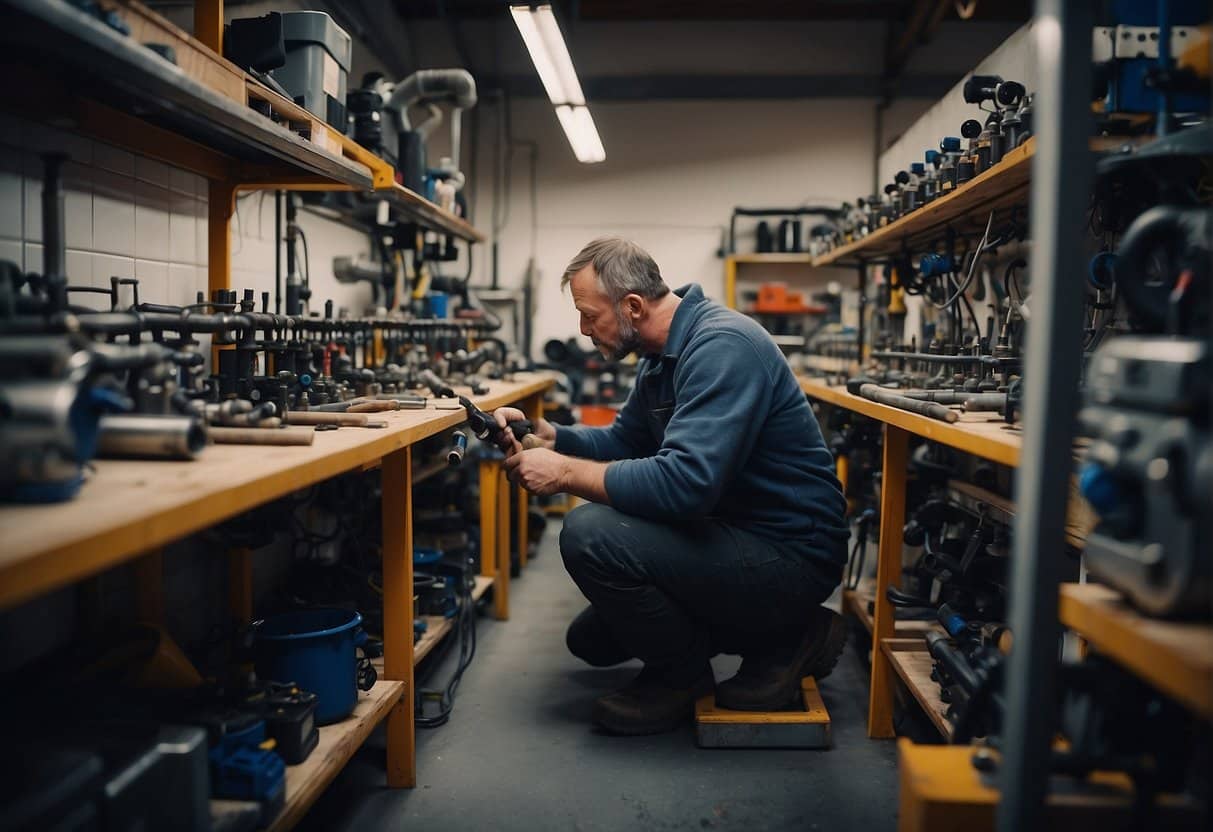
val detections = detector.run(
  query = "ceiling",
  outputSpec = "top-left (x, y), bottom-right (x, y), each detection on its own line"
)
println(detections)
top-left (389, 1), bottom-right (1031, 22)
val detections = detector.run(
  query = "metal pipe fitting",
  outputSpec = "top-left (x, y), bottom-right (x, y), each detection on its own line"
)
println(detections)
top-left (96, 414), bottom-right (207, 460)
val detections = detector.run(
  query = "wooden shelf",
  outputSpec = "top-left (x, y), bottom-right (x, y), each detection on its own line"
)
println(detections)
top-left (266, 679), bottom-right (405, 832)
top-left (883, 639), bottom-right (953, 740)
top-left (843, 587), bottom-right (875, 633)
top-left (1059, 583), bottom-right (1213, 720)
top-left (414, 616), bottom-right (455, 665)
top-left (948, 479), bottom-right (1093, 550)
top-left (0, 374), bottom-right (553, 610)
top-left (813, 138), bottom-right (1035, 267)
top-left (728, 253), bottom-right (818, 264)
top-left (843, 580), bottom-right (944, 638)
top-left (799, 377), bottom-right (1022, 467)
top-left (385, 183), bottom-right (484, 244)
top-left (1, 0), bottom-right (374, 190)
top-left (0, 1), bottom-right (484, 244)
top-left (897, 738), bottom-right (1202, 832)
top-left (472, 575), bottom-right (493, 602)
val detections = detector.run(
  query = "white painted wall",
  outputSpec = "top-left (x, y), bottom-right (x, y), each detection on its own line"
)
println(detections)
top-left (878, 22), bottom-right (1037, 185)
top-left (468, 95), bottom-right (918, 357)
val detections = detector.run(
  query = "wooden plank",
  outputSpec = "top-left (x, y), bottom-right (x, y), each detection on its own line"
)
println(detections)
top-left (844, 580), bottom-right (942, 638)
top-left (897, 739), bottom-right (1202, 832)
top-left (0, 407), bottom-right (463, 610)
top-left (948, 478), bottom-right (1093, 550)
top-left (1, 0), bottom-right (373, 190)
top-left (730, 253), bottom-right (818, 264)
top-left (868, 424), bottom-right (909, 738)
top-left (112, 0), bottom-right (245, 102)
top-left (883, 638), bottom-right (952, 740)
top-left (799, 377), bottom-right (1022, 468)
top-left (380, 446), bottom-right (414, 788)
top-left (696, 677), bottom-right (831, 725)
top-left (1059, 583), bottom-right (1213, 720)
top-left (843, 588), bottom-right (874, 634)
top-left (385, 183), bottom-right (485, 243)
top-left (472, 575), bottom-right (493, 603)
top-left (815, 138), bottom-right (1035, 267)
top-left (265, 679), bottom-right (405, 832)
top-left (495, 464), bottom-right (510, 621)
top-left (413, 616), bottom-right (456, 666)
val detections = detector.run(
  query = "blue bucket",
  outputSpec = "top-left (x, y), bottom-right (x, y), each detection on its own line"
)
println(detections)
top-left (253, 608), bottom-right (368, 725)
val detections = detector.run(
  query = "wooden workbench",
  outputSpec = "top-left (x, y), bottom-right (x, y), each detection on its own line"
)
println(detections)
top-left (800, 375), bottom-right (1022, 740)
top-left (0, 372), bottom-right (553, 829)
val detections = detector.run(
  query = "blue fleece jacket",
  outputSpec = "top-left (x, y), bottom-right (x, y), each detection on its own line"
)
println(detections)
top-left (554, 284), bottom-right (847, 565)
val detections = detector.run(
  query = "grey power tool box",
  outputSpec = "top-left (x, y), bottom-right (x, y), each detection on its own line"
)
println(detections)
top-left (276, 11), bottom-right (351, 131)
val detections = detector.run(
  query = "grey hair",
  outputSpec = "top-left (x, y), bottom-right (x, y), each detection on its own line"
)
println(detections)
top-left (561, 237), bottom-right (670, 302)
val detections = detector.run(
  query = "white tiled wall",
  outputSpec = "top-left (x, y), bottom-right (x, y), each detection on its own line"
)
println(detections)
top-left (0, 114), bottom-right (208, 312)
top-left (0, 113), bottom-right (375, 316)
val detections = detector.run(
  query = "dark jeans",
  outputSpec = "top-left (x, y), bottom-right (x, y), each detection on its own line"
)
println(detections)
top-left (559, 503), bottom-right (843, 686)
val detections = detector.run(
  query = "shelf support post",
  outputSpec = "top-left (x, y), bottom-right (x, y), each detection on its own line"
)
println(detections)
top-left (998, 2), bottom-right (1095, 829)
top-left (194, 0), bottom-right (223, 54)
top-left (382, 446), bottom-right (416, 788)
top-left (856, 259), bottom-right (868, 371)
top-left (867, 424), bottom-right (908, 738)
top-left (207, 181), bottom-right (237, 297)
top-left (496, 463), bottom-right (511, 620)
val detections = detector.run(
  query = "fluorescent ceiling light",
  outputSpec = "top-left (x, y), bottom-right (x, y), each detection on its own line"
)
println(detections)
top-left (511, 4), bottom-right (605, 164)
top-left (556, 105), bottom-right (606, 163)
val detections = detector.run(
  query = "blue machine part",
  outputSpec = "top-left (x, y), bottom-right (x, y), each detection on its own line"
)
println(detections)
top-left (1087, 251), bottom-right (1118, 291)
top-left (1101, 0), bottom-right (1211, 116)
top-left (414, 547), bottom-right (444, 566)
top-left (919, 252), bottom-right (955, 277)
top-left (207, 719), bottom-right (286, 804)
top-left (1079, 462), bottom-right (1122, 516)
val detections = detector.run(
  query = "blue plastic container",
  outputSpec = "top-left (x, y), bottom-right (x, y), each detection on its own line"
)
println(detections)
top-left (253, 608), bottom-right (367, 725)
top-left (428, 292), bottom-right (449, 319)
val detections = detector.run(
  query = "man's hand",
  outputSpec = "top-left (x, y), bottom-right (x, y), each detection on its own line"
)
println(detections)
top-left (503, 448), bottom-right (569, 496)
top-left (493, 407), bottom-right (556, 457)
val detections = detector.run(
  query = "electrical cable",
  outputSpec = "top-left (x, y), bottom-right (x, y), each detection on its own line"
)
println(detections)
top-left (933, 210), bottom-right (994, 310)
top-left (415, 571), bottom-right (477, 728)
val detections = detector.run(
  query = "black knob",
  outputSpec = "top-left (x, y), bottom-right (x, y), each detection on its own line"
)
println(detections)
top-left (961, 119), bottom-right (983, 139)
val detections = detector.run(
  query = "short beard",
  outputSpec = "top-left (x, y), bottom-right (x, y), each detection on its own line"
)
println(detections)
top-left (606, 307), bottom-right (643, 361)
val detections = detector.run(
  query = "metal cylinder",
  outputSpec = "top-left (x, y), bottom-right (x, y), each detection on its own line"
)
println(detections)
top-left (446, 430), bottom-right (468, 466)
top-left (96, 414), bottom-right (207, 460)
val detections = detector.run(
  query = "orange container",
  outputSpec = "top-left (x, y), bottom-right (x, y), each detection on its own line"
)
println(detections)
top-left (579, 404), bottom-right (618, 426)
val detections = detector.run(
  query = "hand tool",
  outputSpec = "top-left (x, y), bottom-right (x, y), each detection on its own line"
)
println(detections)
top-left (457, 395), bottom-right (533, 452)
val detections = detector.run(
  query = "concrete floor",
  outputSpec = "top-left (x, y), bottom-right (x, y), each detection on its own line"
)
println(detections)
top-left (299, 519), bottom-right (900, 832)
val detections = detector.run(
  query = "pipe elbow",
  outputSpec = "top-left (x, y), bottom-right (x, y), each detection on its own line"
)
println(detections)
top-left (389, 68), bottom-right (478, 112)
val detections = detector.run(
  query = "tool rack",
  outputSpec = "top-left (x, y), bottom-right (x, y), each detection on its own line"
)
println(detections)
top-left (0, 375), bottom-right (553, 828)
top-left (800, 375), bottom-right (1212, 821)
top-left (0, 0), bottom-right (547, 827)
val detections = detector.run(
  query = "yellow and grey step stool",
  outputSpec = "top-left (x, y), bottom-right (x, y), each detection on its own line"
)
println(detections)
top-left (695, 677), bottom-right (831, 748)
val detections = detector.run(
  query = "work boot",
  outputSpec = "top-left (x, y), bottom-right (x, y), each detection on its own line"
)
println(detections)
top-left (714, 606), bottom-right (847, 712)
top-left (592, 665), bottom-right (715, 736)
